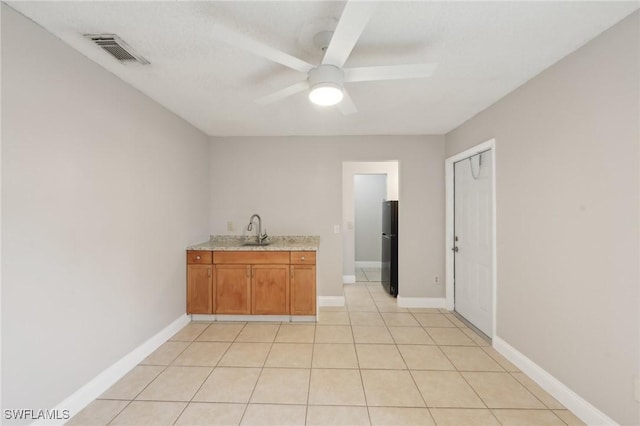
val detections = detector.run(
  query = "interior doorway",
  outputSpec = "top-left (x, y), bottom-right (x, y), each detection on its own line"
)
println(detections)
top-left (342, 161), bottom-right (399, 285)
top-left (354, 174), bottom-right (387, 269)
top-left (445, 139), bottom-right (496, 338)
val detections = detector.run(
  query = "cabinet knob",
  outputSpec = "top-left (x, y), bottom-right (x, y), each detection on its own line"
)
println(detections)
top-left (196, 255), bottom-right (201, 260)
top-left (301, 257), bottom-right (305, 261)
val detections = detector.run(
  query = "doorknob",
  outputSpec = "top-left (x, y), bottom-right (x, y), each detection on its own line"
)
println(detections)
top-left (452, 246), bottom-right (459, 253)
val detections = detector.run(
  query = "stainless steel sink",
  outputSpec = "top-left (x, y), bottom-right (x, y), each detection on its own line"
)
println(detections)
top-left (242, 241), bottom-right (272, 246)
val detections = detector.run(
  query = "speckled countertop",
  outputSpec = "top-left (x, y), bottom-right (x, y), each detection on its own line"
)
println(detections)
top-left (187, 235), bottom-right (320, 251)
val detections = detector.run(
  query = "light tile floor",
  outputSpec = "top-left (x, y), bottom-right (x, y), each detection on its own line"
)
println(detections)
top-left (68, 277), bottom-right (585, 425)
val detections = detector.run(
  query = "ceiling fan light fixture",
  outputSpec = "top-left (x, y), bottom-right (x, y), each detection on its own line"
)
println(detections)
top-left (308, 65), bottom-right (345, 107)
top-left (309, 82), bottom-right (343, 106)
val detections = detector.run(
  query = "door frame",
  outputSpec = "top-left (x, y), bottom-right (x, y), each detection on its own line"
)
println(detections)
top-left (445, 138), bottom-right (497, 338)
top-left (342, 161), bottom-right (399, 284)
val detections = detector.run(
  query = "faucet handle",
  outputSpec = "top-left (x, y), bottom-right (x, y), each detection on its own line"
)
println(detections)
top-left (260, 229), bottom-right (269, 242)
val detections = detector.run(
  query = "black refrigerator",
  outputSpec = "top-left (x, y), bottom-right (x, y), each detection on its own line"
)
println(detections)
top-left (381, 200), bottom-right (398, 297)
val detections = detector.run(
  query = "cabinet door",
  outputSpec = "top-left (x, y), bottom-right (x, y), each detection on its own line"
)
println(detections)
top-left (252, 265), bottom-right (290, 315)
top-left (187, 264), bottom-right (212, 314)
top-left (290, 265), bottom-right (316, 315)
top-left (215, 265), bottom-right (251, 314)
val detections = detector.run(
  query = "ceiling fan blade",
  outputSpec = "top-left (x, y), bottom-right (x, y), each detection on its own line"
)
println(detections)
top-left (322, 1), bottom-right (377, 68)
top-left (212, 26), bottom-right (314, 74)
top-left (255, 81), bottom-right (309, 105)
top-left (337, 89), bottom-right (358, 115)
top-left (344, 63), bottom-right (438, 82)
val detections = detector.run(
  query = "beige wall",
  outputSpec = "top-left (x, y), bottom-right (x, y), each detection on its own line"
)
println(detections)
top-left (445, 11), bottom-right (639, 425)
top-left (1, 5), bottom-right (210, 417)
top-left (209, 136), bottom-right (445, 298)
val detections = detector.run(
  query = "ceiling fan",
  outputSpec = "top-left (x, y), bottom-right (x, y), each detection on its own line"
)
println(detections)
top-left (211, 1), bottom-right (438, 114)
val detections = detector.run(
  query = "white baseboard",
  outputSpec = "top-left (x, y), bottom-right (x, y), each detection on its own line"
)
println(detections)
top-left (397, 296), bottom-right (446, 308)
top-left (493, 336), bottom-right (617, 426)
top-left (318, 296), bottom-right (345, 307)
top-left (343, 275), bottom-right (356, 284)
top-left (355, 261), bottom-right (381, 268)
top-left (44, 314), bottom-right (190, 425)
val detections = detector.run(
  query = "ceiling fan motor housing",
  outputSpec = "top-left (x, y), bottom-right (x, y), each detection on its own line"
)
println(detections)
top-left (308, 64), bottom-right (345, 106)
top-left (308, 64), bottom-right (344, 88)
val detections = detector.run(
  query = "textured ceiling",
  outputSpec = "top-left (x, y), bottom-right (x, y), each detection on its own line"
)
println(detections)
top-left (8, 1), bottom-right (639, 136)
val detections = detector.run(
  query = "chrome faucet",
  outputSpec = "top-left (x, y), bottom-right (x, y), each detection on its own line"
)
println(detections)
top-left (247, 214), bottom-right (268, 244)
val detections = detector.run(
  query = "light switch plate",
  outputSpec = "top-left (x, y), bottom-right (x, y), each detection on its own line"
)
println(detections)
top-left (333, 225), bottom-right (340, 234)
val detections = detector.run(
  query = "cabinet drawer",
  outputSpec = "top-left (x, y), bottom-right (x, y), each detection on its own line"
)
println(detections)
top-left (290, 251), bottom-right (316, 265)
top-left (187, 250), bottom-right (212, 264)
top-left (213, 251), bottom-right (289, 265)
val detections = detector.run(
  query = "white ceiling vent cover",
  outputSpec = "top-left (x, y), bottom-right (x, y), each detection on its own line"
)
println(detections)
top-left (84, 34), bottom-right (149, 64)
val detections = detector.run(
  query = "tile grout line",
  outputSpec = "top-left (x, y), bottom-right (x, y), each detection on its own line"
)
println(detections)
top-left (430, 318), bottom-right (496, 415)
top-left (173, 321), bottom-right (240, 425)
top-left (410, 308), bottom-right (493, 423)
top-left (109, 321), bottom-right (216, 425)
top-left (380, 292), bottom-right (437, 423)
top-left (200, 321), bottom-right (249, 425)
top-left (505, 369), bottom-right (569, 417)
top-left (355, 284), bottom-right (374, 425)
top-left (364, 277), bottom-right (379, 423)
top-left (304, 323), bottom-right (318, 425)
top-left (172, 322), bottom-right (243, 424)
top-left (236, 322), bottom-right (280, 424)
top-left (401, 310), bottom-right (439, 421)
top-left (104, 400), bottom-right (133, 425)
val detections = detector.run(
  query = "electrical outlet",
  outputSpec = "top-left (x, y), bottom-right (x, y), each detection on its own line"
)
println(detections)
top-left (434, 276), bottom-right (440, 284)
top-left (227, 221), bottom-right (234, 232)
top-left (333, 225), bottom-right (341, 234)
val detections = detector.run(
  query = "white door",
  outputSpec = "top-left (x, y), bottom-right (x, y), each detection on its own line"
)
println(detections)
top-left (454, 151), bottom-right (493, 336)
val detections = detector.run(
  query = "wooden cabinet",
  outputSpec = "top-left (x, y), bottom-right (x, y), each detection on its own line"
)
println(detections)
top-left (290, 251), bottom-right (316, 315)
top-left (187, 249), bottom-right (316, 316)
top-left (252, 264), bottom-right (290, 314)
top-left (187, 251), bottom-right (213, 314)
top-left (214, 265), bottom-right (251, 314)
top-left (214, 251), bottom-right (290, 315)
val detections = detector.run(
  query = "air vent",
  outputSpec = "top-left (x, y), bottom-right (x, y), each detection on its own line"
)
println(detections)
top-left (84, 34), bottom-right (149, 65)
